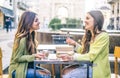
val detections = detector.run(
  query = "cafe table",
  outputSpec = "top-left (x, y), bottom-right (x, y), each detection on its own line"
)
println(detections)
top-left (34, 54), bottom-right (93, 78)
top-left (37, 44), bottom-right (75, 78)
top-left (37, 44), bottom-right (73, 51)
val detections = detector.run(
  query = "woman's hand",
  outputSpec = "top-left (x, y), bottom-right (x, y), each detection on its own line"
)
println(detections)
top-left (66, 37), bottom-right (76, 46)
top-left (33, 53), bottom-right (45, 59)
top-left (58, 54), bottom-right (73, 61)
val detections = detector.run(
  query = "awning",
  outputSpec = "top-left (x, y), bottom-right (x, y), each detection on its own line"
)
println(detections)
top-left (0, 7), bottom-right (14, 18)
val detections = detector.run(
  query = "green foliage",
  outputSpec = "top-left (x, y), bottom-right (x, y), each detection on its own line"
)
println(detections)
top-left (49, 18), bottom-right (61, 30)
top-left (49, 17), bottom-right (83, 30)
top-left (66, 18), bottom-right (83, 28)
top-left (66, 18), bottom-right (76, 24)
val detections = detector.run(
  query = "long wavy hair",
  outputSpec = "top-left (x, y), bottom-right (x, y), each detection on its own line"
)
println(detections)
top-left (81, 11), bottom-right (104, 54)
top-left (13, 11), bottom-right (37, 54)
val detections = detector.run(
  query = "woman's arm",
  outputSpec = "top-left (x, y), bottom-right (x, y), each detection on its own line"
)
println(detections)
top-left (13, 38), bottom-right (35, 63)
top-left (73, 33), bottom-right (109, 61)
top-left (66, 37), bottom-right (82, 53)
top-left (74, 43), bottom-right (82, 53)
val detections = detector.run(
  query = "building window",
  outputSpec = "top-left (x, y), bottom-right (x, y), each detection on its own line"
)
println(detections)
top-left (10, 0), bottom-right (12, 6)
top-left (112, 5), bottom-right (114, 14)
top-left (57, 7), bottom-right (68, 19)
top-left (117, 3), bottom-right (119, 13)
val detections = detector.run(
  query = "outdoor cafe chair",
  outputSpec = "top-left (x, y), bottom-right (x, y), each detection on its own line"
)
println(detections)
top-left (0, 47), bottom-right (8, 78)
top-left (114, 46), bottom-right (120, 78)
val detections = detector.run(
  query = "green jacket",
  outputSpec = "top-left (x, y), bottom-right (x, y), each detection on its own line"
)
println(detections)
top-left (74, 32), bottom-right (111, 78)
top-left (8, 37), bottom-right (35, 78)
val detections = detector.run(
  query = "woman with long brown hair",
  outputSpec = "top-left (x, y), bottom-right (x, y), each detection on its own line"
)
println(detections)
top-left (8, 11), bottom-right (51, 78)
top-left (59, 10), bottom-right (111, 78)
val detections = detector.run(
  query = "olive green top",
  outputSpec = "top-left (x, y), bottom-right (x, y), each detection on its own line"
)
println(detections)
top-left (73, 32), bottom-right (111, 78)
top-left (8, 37), bottom-right (35, 78)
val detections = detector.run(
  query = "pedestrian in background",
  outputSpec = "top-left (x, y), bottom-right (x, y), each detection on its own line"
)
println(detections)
top-left (8, 11), bottom-right (51, 78)
top-left (5, 18), bottom-right (10, 33)
top-left (59, 10), bottom-right (111, 78)
top-left (5, 17), bottom-right (12, 32)
top-left (8, 18), bottom-right (12, 32)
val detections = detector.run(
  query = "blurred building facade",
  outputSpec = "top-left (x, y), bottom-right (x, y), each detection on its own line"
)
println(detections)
top-left (0, 0), bottom-right (13, 28)
top-left (1, 0), bottom-right (113, 30)
top-left (14, 0), bottom-right (29, 27)
top-left (0, 0), bottom-right (85, 29)
top-left (24, 0), bottom-right (115, 30)
top-left (107, 0), bottom-right (120, 30)
top-left (0, 0), bottom-right (29, 29)
top-left (95, 0), bottom-right (111, 30)
top-left (26, 0), bottom-right (85, 29)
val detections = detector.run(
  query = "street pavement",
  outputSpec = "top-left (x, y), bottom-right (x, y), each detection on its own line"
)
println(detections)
top-left (0, 28), bottom-right (16, 70)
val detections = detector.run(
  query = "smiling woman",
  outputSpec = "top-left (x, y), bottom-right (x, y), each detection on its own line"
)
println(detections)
top-left (8, 11), bottom-right (51, 78)
top-left (60, 10), bottom-right (111, 78)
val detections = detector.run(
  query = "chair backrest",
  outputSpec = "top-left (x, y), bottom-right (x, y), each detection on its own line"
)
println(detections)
top-left (0, 47), bottom-right (3, 75)
top-left (114, 46), bottom-right (120, 58)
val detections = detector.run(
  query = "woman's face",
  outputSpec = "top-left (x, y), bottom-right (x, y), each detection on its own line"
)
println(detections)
top-left (84, 13), bottom-right (94, 31)
top-left (31, 15), bottom-right (40, 31)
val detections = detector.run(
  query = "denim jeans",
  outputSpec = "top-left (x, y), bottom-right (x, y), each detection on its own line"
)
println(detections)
top-left (62, 65), bottom-right (92, 78)
top-left (12, 67), bottom-right (51, 78)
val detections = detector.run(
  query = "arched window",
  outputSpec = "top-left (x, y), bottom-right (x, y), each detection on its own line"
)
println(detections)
top-left (57, 7), bottom-right (68, 19)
